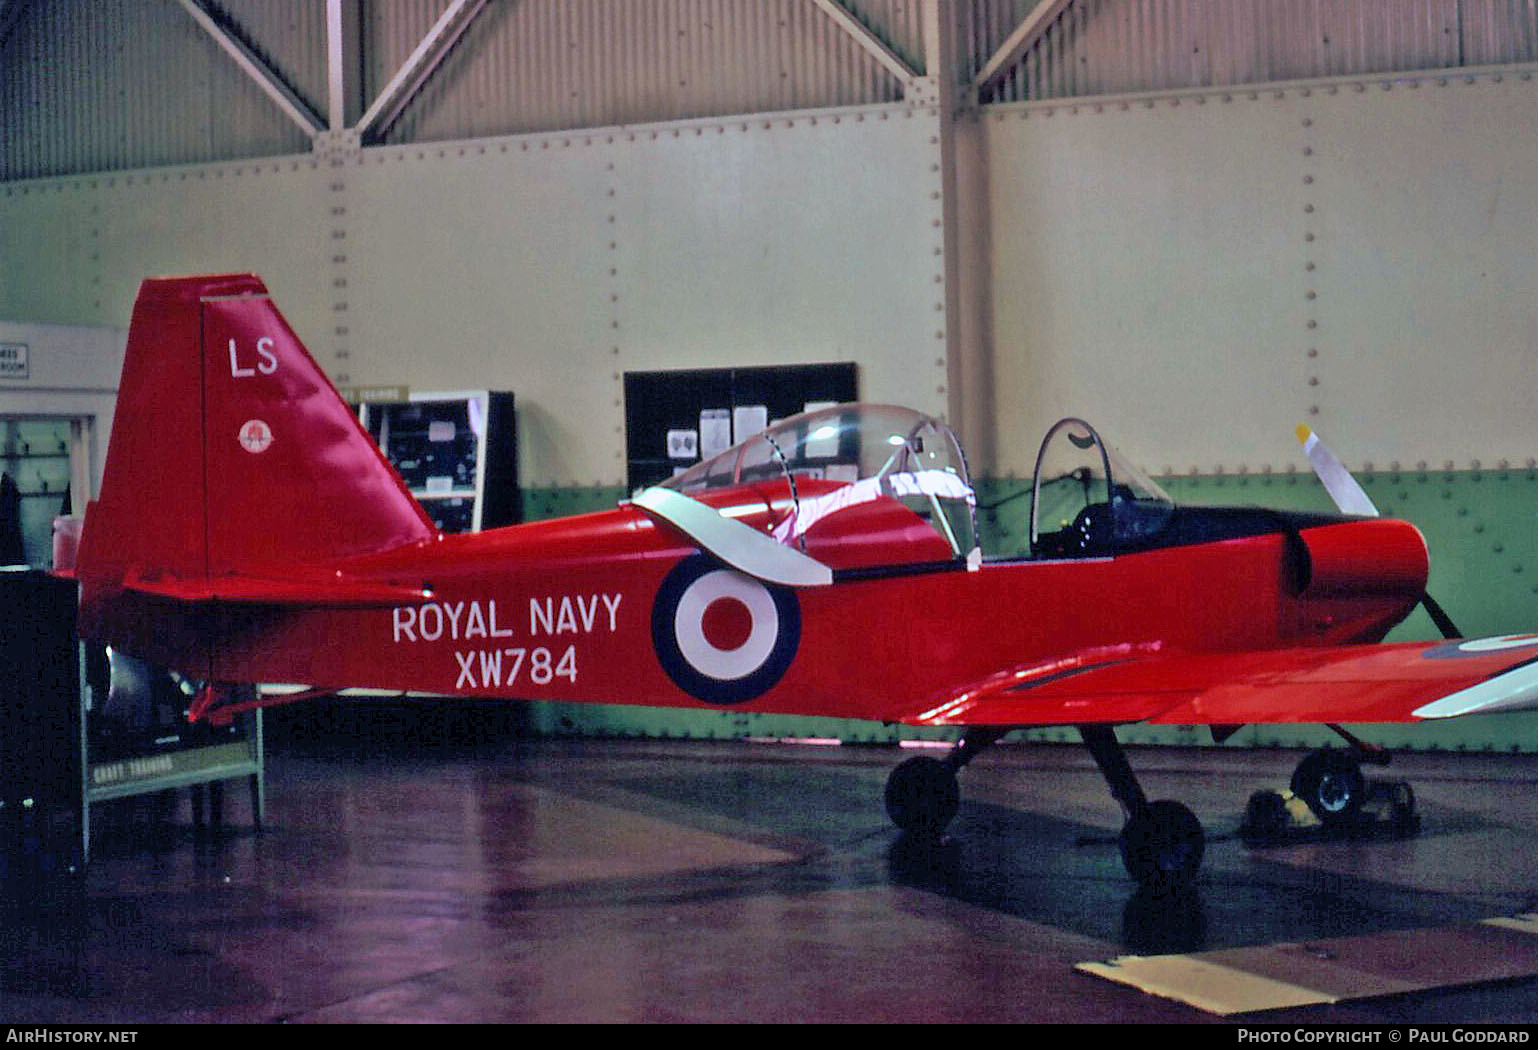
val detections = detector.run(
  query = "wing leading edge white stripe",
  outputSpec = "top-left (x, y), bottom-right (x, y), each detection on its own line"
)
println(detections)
top-left (1413, 659), bottom-right (1538, 719)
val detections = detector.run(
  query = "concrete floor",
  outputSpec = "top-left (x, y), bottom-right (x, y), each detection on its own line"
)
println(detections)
top-left (7, 703), bottom-right (1538, 1023)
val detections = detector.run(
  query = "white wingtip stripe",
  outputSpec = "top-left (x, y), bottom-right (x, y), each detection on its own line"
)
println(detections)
top-left (1414, 660), bottom-right (1538, 719)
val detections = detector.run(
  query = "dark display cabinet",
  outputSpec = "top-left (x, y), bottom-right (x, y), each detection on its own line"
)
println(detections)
top-left (360, 391), bottom-right (519, 532)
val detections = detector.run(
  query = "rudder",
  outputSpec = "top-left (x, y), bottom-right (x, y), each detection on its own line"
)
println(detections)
top-left (79, 275), bottom-right (436, 597)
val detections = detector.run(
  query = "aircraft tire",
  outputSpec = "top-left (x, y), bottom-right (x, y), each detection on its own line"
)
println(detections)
top-left (884, 756), bottom-right (959, 839)
top-left (1388, 780), bottom-right (1420, 837)
top-left (1119, 799), bottom-right (1205, 890)
top-left (1290, 750), bottom-right (1365, 826)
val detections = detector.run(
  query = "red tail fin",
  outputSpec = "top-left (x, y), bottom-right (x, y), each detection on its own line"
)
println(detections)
top-left (79, 275), bottom-right (435, 599)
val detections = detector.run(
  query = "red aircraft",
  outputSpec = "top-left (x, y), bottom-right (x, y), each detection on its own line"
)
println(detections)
top-left (63, 274), bottom-right (1538, 889)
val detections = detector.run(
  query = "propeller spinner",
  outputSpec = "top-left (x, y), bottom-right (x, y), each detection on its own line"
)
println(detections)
top-left (1296, 424), bottom-right (1461, 640)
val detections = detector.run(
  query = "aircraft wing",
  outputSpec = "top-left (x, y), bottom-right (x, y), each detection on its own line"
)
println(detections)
top-left (124, 567), bottom-right (432, 607)
top-left (905, 636), bottom-right (1538, 728)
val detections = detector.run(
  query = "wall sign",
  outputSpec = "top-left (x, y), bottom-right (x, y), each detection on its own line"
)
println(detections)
top-left (0, 343), bottom-right (29, 381)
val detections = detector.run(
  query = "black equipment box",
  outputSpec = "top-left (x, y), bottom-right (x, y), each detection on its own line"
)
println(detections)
top-left (0, 569), bottom-right (81, 885)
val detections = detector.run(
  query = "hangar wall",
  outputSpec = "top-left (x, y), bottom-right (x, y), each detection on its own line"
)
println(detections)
top-left (338, 108), bottom-right (950, 486)
top-left (0, 103), bottom-right (950, 487)
top-left (3, 2), bottom-right (1538, 752)
top-left (977, 62), bottom-right (1538, 753)
top-left (5, 63), bottom-right (1538, 749)
top-left (983, 65), bottom-right (1538, 479)
top-left (9, 65), bottom-right (1536, 485)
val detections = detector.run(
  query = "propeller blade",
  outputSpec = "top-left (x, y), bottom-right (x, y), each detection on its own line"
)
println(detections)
top-left (1421, 592), bottom-right (1463, 640)
top-left (1295, 424), bottom-right (1380, 518)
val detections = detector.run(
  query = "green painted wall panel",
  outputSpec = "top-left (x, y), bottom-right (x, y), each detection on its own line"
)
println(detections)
top-left (521, 484), bottom-right (629, 523)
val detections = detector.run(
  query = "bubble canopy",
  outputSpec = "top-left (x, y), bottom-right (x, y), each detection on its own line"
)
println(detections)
top-left (656, 404), bottom-right (979, 570)
top-left (1030, 417), bottom-right (1176, 558)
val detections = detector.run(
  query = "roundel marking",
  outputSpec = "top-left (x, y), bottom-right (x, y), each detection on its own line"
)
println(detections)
top-left (700, 594), bottom-right (754, 652)
top-left (652, 555), bottom-right (801, 705)
top-left (1424, 634), bottom-right (1538, 660)
top-left (1458, 634), bottom-right (1538, 653)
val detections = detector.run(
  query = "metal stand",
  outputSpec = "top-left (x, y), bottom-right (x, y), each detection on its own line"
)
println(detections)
top-left (79, 654), bottom-right (265, 864)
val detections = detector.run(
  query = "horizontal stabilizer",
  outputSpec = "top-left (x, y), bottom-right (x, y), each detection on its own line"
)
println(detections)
top-left (125, 568), bottom-right (433, 608)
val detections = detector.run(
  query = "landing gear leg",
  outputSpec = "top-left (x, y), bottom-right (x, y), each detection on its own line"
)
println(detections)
top-left (1081, 725), bottom-right (1205, 889)
top-left (884, 728), bottom-right (1007, 838)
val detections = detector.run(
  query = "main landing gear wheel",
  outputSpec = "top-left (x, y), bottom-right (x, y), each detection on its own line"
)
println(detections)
top-left (1290, 750), bottom-right (1366, 825)
top-left (884, 756), bottom-right (960, 838)
top-left (1079, 726), bottom-right (1209, 888)
top-left (1119, 799), bottom-right (1205, 890)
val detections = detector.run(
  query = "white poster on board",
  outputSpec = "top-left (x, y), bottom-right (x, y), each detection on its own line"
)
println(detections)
top-left (733, 404), bottom-right (768, 443)
top-left (699, 409), bottom-right (732, 459)
top-left (667, 429), bottom-right (698, 460)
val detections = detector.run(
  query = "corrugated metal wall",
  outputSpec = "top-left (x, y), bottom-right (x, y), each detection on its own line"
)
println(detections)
top-left (0, 0), bottom-right (317, 179)
top-left (0, 0), bottom-right (928, 181)
top-left (981, 0), bottom-right (1538, 103)
top-left (372, 0), bottom-right (926, 144)
top-left (9, 1), bottom-right (1536, 182)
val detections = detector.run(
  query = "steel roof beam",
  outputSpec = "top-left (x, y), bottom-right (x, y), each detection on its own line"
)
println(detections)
top-left (326, 0), bottom-right (361, 132)
top-left (174, 0), bottom-right (324, 139)
top-left (355, 0), bottom-right (488, 142)
top-left (973, 0), bottom-right (1076, 96)
top-left (807, 0), bottom-right (919, 85)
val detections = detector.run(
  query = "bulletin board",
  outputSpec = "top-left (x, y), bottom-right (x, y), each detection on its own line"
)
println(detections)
top-left (623, 363), bottom-right (857, 492)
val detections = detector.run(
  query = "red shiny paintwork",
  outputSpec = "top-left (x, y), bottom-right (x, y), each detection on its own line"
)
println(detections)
top-left (1296, 518), bottom-right (1429, 598)
top-left (67, 275), bottom-right (1538, 730)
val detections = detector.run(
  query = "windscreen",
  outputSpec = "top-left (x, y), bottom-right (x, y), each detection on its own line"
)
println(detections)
top-left (1031, 418), bottom-right (1174, 557)
top-left (663, 404), bottom-right (978, 562)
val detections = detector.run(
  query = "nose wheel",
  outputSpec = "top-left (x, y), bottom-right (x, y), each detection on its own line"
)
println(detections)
top-left (1290, 749), bottom-right (1367, 825)
top-left (1242, 741), bottom-right (1419, 843)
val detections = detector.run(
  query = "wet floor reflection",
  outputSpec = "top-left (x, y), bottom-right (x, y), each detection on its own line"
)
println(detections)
top-left (1121, 884), bottom-right (1207, 955)
top-left (618, 766), bottom-right (1507, 956)
top-left (885, 799), bottom-right (1504, 954)
top-left (882, 811), bottom-right (1213, 953)
top-left (10, 737), bottom-right (1538, 1022)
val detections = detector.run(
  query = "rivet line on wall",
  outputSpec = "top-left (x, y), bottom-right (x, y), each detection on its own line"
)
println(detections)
top-left (929, 131), bottom-right (948, 406)
top-left (985, 64), bottom-right (1524, 123)
top-left (329, 172), bottom-right (350, 386)
top-left (608, 156), bottom-right (624, 466)
top-left (81, 207), bottom-right (100, 311)
top-left (1301, 110), bottom-right (1320, 422)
